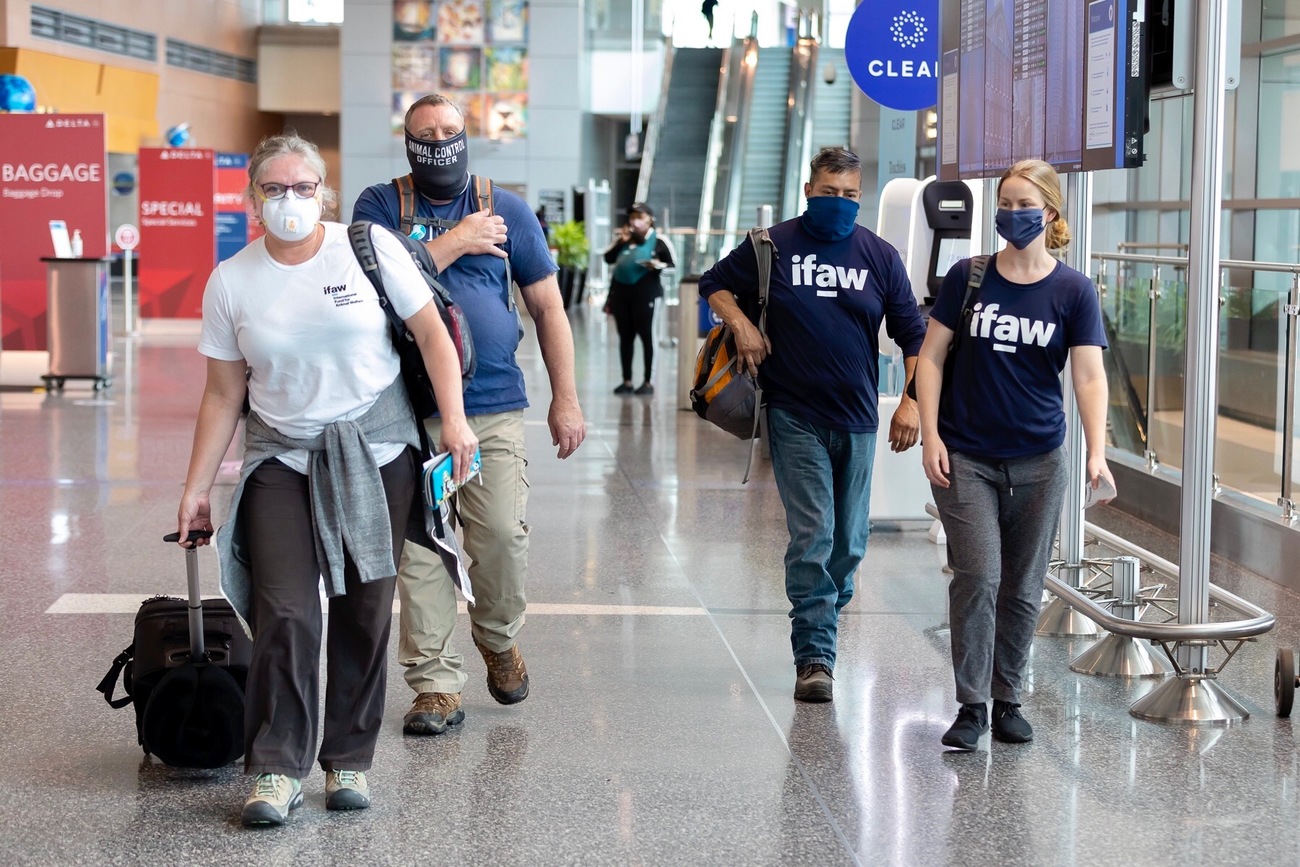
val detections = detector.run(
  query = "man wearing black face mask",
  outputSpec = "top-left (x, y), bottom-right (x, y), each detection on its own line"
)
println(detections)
top-left (353, 94), bottom-right (586, 736)
top-left (698, 147), bottom-right (926, 704)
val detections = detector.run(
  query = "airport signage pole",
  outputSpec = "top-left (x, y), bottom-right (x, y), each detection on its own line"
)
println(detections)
top-left (1129, 0), bottom-right (1251, 725)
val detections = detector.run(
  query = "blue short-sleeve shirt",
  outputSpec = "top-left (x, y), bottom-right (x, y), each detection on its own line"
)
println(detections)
top-left (930, 255), bottom-right (1107, 459)
top-left (352, 178), bottom-right (556, 416)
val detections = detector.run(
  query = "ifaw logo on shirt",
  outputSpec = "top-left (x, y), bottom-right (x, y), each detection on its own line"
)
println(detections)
top-left (323, 282), bottom-right (363, 308)
top-left (789, 254), bottom-right (870, 297)
top-left (968, 302), bottom-right (1056, 353)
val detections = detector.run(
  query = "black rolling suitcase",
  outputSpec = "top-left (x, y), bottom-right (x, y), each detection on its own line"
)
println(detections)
top-left (96, 531), bottom-right (250, 768)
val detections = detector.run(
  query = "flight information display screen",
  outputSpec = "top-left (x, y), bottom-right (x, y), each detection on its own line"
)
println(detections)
top-left (938, 0), bottom-right (1147, 181)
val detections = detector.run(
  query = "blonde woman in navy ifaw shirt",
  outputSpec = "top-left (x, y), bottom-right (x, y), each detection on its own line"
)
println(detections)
top-left (913, 159), bottom-right (1115, 752)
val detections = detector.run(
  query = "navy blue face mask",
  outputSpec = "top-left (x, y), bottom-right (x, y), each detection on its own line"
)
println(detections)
top-left (995, 207), bottom-right (1047, 250)
top-left (801, 195), bottom-right (861, 242)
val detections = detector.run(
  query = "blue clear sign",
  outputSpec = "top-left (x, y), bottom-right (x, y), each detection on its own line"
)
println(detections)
top-left (845, 0), bottom-right (940, 112)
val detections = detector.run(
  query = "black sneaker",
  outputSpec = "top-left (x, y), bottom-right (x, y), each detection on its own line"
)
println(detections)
top-left (634, 383), bottom-right (654, 395)
top-left (613, 383), bottom-right (634, 395)
top-left (991, 700), bottom-right (1034, 743)
top-left (941, 703), bottom-right (989, 751)
top-left (794, 663), bottom-right (834, 703)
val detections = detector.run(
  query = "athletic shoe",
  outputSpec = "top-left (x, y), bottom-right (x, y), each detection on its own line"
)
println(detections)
top-left (941, 703), bottom-right (989, 751)
top-left (613, 383), bottom-right (634, 395)
top-left (325, 770), bottom-right (371, 811)
top-left (991, 700), bottom-right (1034, 743)
top-left (634, 383), bottom-right (654, 395)
top-left (240, 773), bottom-right (303, 827)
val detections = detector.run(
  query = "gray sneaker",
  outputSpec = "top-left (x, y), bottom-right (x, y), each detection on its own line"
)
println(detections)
top-left (241, 773), bottom-right (303, 827)
top-left (794, 663), bottom-right (834, 702)
top-left (325, 769), bottom-right (371, 811)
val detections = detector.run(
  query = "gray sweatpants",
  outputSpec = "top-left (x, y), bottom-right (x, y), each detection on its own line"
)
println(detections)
top-left (932, 447), bottom-right (1067, 705)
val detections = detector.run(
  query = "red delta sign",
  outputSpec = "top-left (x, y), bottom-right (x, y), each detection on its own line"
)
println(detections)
top-left (137, 147), bottom-right (216, 318)
top-left (0, 114), bottom-right (108, 351)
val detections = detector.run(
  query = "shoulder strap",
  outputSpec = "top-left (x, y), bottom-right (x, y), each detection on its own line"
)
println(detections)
top-left (392, 175), bottom-right (418, 237)
top-left (348, 221), bottom-right (408, 337)
top-left (747, 226), bottom-right (776, 335)
top-left (472, 175), bottom-right (514, 306)
top-left (473, 175), bottom-right (494, 216)
top-left (960, 254), bottom-right (990, 314)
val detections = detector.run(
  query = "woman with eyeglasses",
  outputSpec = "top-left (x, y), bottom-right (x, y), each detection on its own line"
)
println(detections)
top-left (175, 133), bottom-right (477, 826)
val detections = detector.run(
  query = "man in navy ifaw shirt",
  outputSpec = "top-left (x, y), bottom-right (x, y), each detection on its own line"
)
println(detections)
top-left (699, 147), bottom-right (926, 703)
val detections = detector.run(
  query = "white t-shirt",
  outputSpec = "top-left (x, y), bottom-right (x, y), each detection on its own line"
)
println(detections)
top-left (199, 221), bottom-right (434, 473)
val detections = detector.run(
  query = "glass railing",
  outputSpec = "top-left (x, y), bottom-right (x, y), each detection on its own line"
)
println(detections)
top-left (1094, 252), bottom-right (1300, 520)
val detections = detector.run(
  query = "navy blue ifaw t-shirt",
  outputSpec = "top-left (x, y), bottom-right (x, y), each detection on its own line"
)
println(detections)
top-left (352, 179), bottom-right (557, 416)
top-left (931, 255), bottom-right (1106, 459)
top-left (699, 219), bottom-right (926, 433)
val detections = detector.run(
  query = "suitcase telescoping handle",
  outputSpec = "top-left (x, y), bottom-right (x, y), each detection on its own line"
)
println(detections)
top-left (163, 530), bottom-right (215, 661)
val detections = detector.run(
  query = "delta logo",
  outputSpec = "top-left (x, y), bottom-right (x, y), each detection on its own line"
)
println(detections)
top-left (968, 303), bottom-right (1056, 353)
top-left (790, 254), bottom-right (870, 297)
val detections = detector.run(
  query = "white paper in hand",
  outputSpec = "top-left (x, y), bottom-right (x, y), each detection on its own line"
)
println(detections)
top-left (1083, 474), bottom-right (1117, 509)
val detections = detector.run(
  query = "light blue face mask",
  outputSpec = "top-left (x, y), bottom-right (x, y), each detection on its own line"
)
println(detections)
top-left (801, 195), bottom-right (861, 242)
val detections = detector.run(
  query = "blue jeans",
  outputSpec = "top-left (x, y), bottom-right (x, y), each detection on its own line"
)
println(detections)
top-left (767, 407), bottom-right (877, 670)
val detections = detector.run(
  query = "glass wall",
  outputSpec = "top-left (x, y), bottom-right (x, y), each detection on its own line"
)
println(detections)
top-left (1093, 4), bottom-right (1300, 516)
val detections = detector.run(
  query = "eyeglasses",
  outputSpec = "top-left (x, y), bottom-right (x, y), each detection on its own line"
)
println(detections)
top-left (257, 181), bottom-right (320, 200)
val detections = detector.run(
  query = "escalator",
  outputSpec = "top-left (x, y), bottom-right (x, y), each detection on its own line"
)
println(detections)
top-left (636, 44), bottom-right (723, 231)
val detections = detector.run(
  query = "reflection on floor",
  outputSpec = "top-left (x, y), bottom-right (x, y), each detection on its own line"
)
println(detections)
top-left (3, 302), bottom-right (1300, 865)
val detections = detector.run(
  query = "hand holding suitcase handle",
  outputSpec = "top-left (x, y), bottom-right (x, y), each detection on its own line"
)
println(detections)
top-left (164, 530), bottom-right (213, 548)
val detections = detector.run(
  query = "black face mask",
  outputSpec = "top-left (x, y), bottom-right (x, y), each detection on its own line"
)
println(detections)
top-left (405, 129), bottom-right (470, 200)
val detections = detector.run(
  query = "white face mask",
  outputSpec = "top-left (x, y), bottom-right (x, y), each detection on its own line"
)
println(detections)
top-left (261, 194), bottom-right (321, 242)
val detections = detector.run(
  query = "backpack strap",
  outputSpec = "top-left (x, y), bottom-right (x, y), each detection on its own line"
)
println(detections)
top-left (348, 222), bottom-right (408, 337)
top-left (472, 175), bottom-right (516, 310)
top-left (902, 253), bottom-right (991, 401)
top-left (747, 227), bottom-right (776, 335)
top-left (474, 175), bottom-right (494, 216)
top-left (392, 174), bottom-right (460, 239)
top-left (951, 254), bottom-right (990, 343)
top-left (740, 226), bottom-right (779, 483)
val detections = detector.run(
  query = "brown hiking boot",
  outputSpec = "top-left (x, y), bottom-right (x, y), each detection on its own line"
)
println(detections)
top-left (794, 663), bottom-right (834, 703)
top-left (475, 641), bottom-right (530, 705)
top-left (403, 692), bottom-right (465, 735)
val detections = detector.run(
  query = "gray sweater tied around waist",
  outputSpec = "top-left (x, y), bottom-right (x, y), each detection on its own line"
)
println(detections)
top-left (216, 376), bottom-right (421, 628)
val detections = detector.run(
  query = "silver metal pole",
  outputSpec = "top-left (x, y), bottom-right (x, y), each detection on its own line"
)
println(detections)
top-left (1176, 0), bottom-right (1229, 675)
top-left (1038, 173), bottom-right (1101, 638)
top-left (1145, 266), bottom-right (1160, 468)
top-left (1059, 172), bottom-right (1092, 567)
top-left (1128, 0), bottom-right (1251, 726)
top-left (1280, 273), bottom-right (1299, 520)
top-left (185, 547), bottom-right (206, 660)
top-left (124, 250), bottom-right (136, 336)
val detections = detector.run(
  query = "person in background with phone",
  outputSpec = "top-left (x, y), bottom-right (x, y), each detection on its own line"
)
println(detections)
top-left (175, 134), bottom-right (476, 826)
top-left (603, 202), bottom-right (674, 396)
top-left (913, 159), bottom-right (1114, 753)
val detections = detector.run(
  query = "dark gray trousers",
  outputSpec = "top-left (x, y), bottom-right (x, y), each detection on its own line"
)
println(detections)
top-left (241, 449), bottom-right (416, 778)
top-left (932, 447), bottom-right (1067, 705)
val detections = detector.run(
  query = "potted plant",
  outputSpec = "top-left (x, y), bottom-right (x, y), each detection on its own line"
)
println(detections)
top-left (551, 220), bottom-right (589, 308)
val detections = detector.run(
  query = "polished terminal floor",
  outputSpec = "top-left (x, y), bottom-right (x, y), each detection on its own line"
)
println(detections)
top-left (4, 298), bottom-right (1300, 866)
